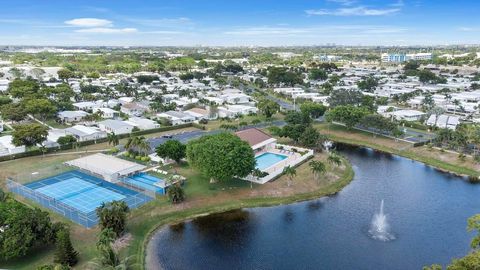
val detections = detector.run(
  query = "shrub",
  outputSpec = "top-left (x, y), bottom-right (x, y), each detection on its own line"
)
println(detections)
top-left (199, 119), bottom-right (208, 124)
top-left (135, 155), bottom-right (142, 160)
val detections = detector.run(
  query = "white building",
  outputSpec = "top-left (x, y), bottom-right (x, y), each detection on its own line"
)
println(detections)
top-left (387, 109), bottom-right (425, 121)
top-left (96, 108), bottom-right (120, 119)
top-left (426, 114), bottom-right (460, 130)
top-left (57, 111), bottom-right (88, 123)
top-left (0, 135), bottom-right (26, 157)
top-left (218, 105), bottom-right (258, 118)
top-left (65, 125), bottom-right (107, 142)
top-left (124, 117), bottom-right (160, 130)
top-left (157, 111), bottom-right (195, 126)
top-left (98, 119), bottom-right (135, 135)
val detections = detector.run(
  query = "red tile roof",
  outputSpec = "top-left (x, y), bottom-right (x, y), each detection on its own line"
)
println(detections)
top-left (235, 128), bottom-right (273, 147)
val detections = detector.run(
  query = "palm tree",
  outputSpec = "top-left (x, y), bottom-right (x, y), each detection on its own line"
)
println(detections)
top-left (327, 153), bottom-right (342, 167)
top-left (107, 132), bottom-right (119, 147)
top-left (136, 136), bottom-right (151, 156)
top-left (309, 160), bottom-right (326, 183)
top-left (453, 99), bottom-right (461, 115)
top-left (282, 165), bottom-right (297, 187)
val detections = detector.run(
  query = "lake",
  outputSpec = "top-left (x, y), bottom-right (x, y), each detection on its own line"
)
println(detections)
top-left (147, 145), bottom-right (480, 270)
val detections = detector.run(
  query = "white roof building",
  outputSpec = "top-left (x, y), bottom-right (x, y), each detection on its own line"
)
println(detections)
top-left (426, 114), bottom-right (460, 130)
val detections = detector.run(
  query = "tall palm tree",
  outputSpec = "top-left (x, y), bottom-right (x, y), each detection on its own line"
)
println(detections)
top-left (309, 160), bottom-right (326, 183)
top-left (124, 136), bottom-right (139, 153)
top-left (136, 136), bottom-right (151, 156)
top-left (107, 132), bottom-right (119, 147)
top-left (282, 165), bottom-right (297, 187)
top-left (327, 153), bottom-right (342, 167)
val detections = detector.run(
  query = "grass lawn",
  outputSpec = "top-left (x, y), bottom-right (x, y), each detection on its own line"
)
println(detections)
top-left (315, 123), bottom-right (480, 177)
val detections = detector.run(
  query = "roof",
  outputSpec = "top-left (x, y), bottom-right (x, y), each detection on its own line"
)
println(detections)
top-left (58, 110), bottom-right (88, 118)
top-left (65, 153), bottom-right (146, 177)
top-left (99, 119), bottom-right (134, 129)
top-left (235, 128), bottom-right (273, 147)
top-left (66, 125), bottom-right (102, 136)
top-left (185, 108), bottom-right (208, 116)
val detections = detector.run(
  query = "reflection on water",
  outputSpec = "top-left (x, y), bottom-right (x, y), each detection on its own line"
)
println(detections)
top-left (150, 145), bottom-right (480, 270)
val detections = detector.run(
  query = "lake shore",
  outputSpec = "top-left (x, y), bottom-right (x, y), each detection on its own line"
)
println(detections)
top-left (138, 154), bottom-right (354, 270)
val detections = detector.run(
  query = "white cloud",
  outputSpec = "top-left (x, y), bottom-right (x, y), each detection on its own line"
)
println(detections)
top-left (327, 0), bottom-right (357, 6)
top-left (65, 18), bottom-right (112, 27)
top-left (306, 6), bottom-right (400, 16)
top-left (75, 27), bottom-right (137, 34)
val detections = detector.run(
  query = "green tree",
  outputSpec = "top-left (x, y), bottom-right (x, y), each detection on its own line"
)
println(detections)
top-left (0, 102), bottom-right (27, 122)
top-left (300, 102), bottom-right (327, 118)
top-left (327, 89), bottom-right (364, 107)
top-left (186, 133), bottom-right (255, 183)
top-left (12, 123), bottom-right (49, 147)
top-left (309, 160), bottom-right (326, 182)
top-left (57, 69), bottom-right (75, 81)
top-left (325, 105), bottom-right (370, 129)
top-left (96, 201), bottom-right (129, 237)
top-left (282, 165), bottom-right (297, 186)
top-left (308, 68), bottom-right (328, 81)
top-left (107, 132), bottom-right (119, 147)
top-left (57, 135), bottom-right (77, 147)
top-left (257, 99), bottom-right (280, 118)
top-left (125, 136), bottom-right (150, 156)
top-left (8, 78), bottom-right (40, 98)
top-left (53, 228), bottom-right (78, 267)
top-left (156, 140), bottom-right (186, 163)
top-left (24, 98), bottom-right (57, 121)
top-left (167, 183), bottom-right (185, 204)
top-left (357, 76), bottom-right (378, 92)
top-left (299, 126), bottom-right (322, 148)
top-left (327, 153), bottom-right (342, 166)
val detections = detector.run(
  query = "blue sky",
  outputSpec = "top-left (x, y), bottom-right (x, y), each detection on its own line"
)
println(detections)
top-left (0, 0), bottom-right (478, 46)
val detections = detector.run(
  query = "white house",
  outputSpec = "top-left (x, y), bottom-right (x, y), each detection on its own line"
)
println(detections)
top-left (57, 111), bottom-right (88, 123)
top-left (387, 109), bottom-right (425, 122)
top-left (98, 119), bottom-right (135, 135)
top-left (157, 111), bottom-right (195, 126)
top-left (65, 125), bottom-right (107, 142)
top-left (43, 129), bottom-right (67, 148)
top-left (124, 117), bottom-right (160, 130)
top-left (426, 114), bottom-right (460, 130)
top-left (0, 135), bottom-right (26, 157)
top-left (73, 101), bottom-right (103, 111)
top-left (218, 105), bottom-right (258, 118)
top-left (96, 108), bottom-right (120, 119)
top-left (121, 102), bottom-right (148, 117)
top-left (184, 108), bottom-right (214, 120)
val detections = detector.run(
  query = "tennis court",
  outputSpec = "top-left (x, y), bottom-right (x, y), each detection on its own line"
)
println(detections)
top-left (8, 170), bottom-right (153, 228)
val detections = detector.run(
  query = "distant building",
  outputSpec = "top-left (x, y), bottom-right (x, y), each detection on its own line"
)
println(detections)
top-left (98, 119), bottom-right (135, 135)
top-left (381, 53), bottom-right (432, 63)
top-left (66, 125), bottom-right (107, 142)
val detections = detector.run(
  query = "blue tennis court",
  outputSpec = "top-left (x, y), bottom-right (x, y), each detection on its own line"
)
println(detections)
top-left (11, 170), bottom-right (153, 228)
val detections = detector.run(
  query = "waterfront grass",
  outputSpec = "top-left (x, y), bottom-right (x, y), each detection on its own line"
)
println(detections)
top-left (316, 123), bottom-right (480, 178)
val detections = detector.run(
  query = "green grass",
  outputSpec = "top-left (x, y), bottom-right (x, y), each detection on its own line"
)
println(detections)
top-left (321, 124), bottom-right (480, 178)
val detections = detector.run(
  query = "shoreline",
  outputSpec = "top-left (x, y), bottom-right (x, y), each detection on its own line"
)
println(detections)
top-left (325, 133), bottom-right (479, 179)
top-left (138, 157), bottom-right (355, 270)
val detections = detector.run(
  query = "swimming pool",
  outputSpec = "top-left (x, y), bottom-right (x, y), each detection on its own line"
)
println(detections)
top-left (255, 152), bottom-right (288, 170)
top-left (123, 173), bottom-right (166, 194)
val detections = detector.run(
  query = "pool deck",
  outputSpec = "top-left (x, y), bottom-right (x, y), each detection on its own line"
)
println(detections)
top-left (245, 144), bottom-right (314, 184)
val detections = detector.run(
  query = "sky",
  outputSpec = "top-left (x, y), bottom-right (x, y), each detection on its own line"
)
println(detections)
top-left (0, 0), bottom-right (478, 47)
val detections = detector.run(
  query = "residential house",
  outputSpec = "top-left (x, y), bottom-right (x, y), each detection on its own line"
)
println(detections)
top-left (65, 125), bottom-right (107, 142)
top-left (426, 114), bottom-right (460, 130)
top-left (95, 108), bottom-right (120, 119)
top-left (124, 117), bottom-right (160, 130)
top-left (57, 111), bottom-right (88, 123)
top-left (387, 110), bottom-right (425, 122)
top-left (235, 128), bottom-right (277, 153)
top-left (218, 105), bottom-right (258, 118)
top-left (0, 135), bottom-right (26, 157)
top-left (157, 111), bottom-right (195, 126)
top-left (121, 102), bottom-right (148, 117)
top-left (98, 119), bottom-right (135, 135)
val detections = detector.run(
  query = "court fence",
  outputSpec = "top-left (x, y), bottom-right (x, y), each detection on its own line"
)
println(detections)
top-left (6, 178), bottom-right (153, 228)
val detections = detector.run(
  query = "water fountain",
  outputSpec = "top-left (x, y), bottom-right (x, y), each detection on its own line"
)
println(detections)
top-left (322, 140), bottom-right (334, 152)
top-left (368, 200), bottom-right (395, 241)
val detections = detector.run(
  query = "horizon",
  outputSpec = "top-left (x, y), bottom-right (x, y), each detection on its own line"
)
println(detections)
top-left (0, 0), bottom-right (479, 47)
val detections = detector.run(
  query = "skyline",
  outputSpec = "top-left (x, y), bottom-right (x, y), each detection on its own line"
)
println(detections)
top-left (0, 0), bottom-right (479, 46)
